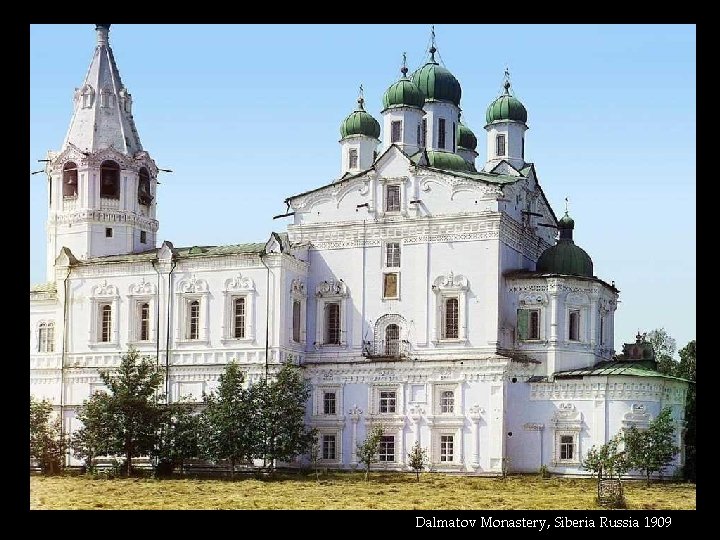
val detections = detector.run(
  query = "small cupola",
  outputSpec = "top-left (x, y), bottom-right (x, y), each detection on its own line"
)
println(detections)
top-left (338, 87), bottom-right (380, 175)
top-left (536, 211), bottom-right (594, 277)
top-left (380, 54), bottom-right (426, 155)
top-left (483, 69), bottom-right (529, 172)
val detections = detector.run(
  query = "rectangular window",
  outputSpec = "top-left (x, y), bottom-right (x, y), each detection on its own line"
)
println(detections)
top-left (140, 231), bottom-right (147, 244)
top-left (440, 391), bottom-right (454, 414)
top-left (101, 304), bottom-right (112, 342)
top-left (569, 310), bottom-right (580, 341)
top-left (391, 120), bottom-right (402, 144)
top-left (517, 309), bottom-right (540, 340)
top-left (233, 297), bottom-right (246, 339)
top-left (323, 391), bottom-right (336, 415)
top-left (105, 227), bottom-right (113, 238)
top-left (422, 119), bottom-right (427, 147)
top-left (188, 300), bottom-right (200, 340)
top-left (386, 242), bottom-right (400, 268)
top-left (385, 185), bottom-right (400, 212)
top-left (560, 435), bottom-right (574, 460)
top-left (292, 300), bottom-right (301, 343)
top-left (322, 434), bottom-right (336, 460)
top-left (496, 134), bottom-right (506, 156)
top-left (452, 122), bottom-right (456, 152)
top-left (379, 391), bottom-right (396, 413)
top-left (599, 315), bottom-right (604, 344)
top-left (443, 298), bottom-right (459, 339)
top-left (325, 302), bottom-right (340, 345)
top-left (348, 148), bottom-right (358, 169)
top-left (440, 435), bottom-right (454, 462)
top-left (438, 118), bottom-right (446, 149)
top-left (378, 435), bottom-right (395, 462)
top-left (140, 303), bottom-right (150, 341)
top-left (38, 323), bottom-right (55, 353)
top-left (383, 273), bottom-right (399, 299)
top-left (416, 123), bottom-right (421, 145)
top-left (521, 137), bottom-right (525, 159)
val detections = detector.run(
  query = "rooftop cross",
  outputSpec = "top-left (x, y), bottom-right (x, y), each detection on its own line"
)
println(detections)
top-left (429, 25), bottom-right (437, 62)
top-left (401, 52), bottom-right (408, 78)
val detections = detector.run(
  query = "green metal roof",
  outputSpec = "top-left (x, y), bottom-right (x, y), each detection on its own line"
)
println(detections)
top-left (457, 122), bottom-right (477, 151)
top-left (340, 98), bottom-right (380, 140)
top-left (382, 78), bottom-right (425, 110)
top-left (84, 243), bottom-right (266, 264)
top-left (412, 61), bottom-right (461, 106)
top-left (553, 360), bottom-right (690, 382)
top-left (486, 94), bottom-right (527, 124)
top-left (536, 240), bottom-right (593, 277)
top-left (424, 150), bottom-right (475, 172)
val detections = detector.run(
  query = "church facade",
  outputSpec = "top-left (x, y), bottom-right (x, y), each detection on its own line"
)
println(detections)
top-left (30, 25), bottom-right (688, 475)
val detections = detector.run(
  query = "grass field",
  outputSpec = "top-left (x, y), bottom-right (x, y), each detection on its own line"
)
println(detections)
top-left (29, 472), bottom-right (696, 510)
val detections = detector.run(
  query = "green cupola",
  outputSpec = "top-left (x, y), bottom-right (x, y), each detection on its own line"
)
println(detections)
top-left (411, 46), bottom-right (462, 106)
top-left (382, 60), bottom-right (425, 111)
top-left (536, 212), bottom-right (594, 277)
top-left (457, 121), bottom-right (477, 151)
top-left (486, 78), bottom-right (527, 125)
top-left (340, 96), bottom-right (380, 140)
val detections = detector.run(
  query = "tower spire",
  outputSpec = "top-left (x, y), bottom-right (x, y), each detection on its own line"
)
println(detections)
top-left (429, 25), bottom-right (437, 63)
top-left (503, 67), bottom-right (512, 95)
top-left (357, 84), bottom-right (365, 110)
top-left (400, 52), bottom-right (408, 78)
top-left (62, 24), bottom-right (143, 155)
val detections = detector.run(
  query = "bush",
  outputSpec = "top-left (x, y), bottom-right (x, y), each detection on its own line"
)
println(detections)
top-left (538, 464), bottom-right (551, 479)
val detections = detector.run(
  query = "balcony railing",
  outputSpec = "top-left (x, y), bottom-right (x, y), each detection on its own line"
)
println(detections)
top-left (362, 339), bottom-right (410, 360)
top-left (100, 197), bottom-right (120, 210)
top-left (62, 195), bottom-right (78, 211)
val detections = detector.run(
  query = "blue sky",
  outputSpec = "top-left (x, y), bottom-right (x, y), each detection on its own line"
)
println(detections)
top-left (29, 24), bottom-right (696, 352)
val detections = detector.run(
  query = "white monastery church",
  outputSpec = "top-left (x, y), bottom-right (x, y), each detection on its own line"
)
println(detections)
top-left (30, 25), bottom-right (688, 474)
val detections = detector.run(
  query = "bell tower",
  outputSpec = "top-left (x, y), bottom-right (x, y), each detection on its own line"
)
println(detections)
top-left (45, 24), bottom-right (159, 280)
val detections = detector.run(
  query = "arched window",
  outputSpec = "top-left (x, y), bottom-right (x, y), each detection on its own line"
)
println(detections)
top-left (100, 87), bottom-right (113, 108)
top-left (569, 310), bottom-right (580, 341)
top-left (140, 303), bottom-right (150, 341)
top-left (233, 297), bottom-right (246, 339)
top-left (443, 298), bottom-right (459, 339)
top-left (100, 160), bottom-right (120, 199)
top-left (348, 149), bottom-right (358, 170)
top-left (137, 167), bottom-right (152, 205)
top-left (440, 390), bottom-right (454, 413)
top-left (101, 305), bottom-right (112, 343)
top-left (63, 162), bottom-right (78, 197)
top-left (385, 324), bottom-right (399, 356)
top-left (292, 300), bottom-right (301, 343)
top-left (80, 85), bottom-right (95, 109)
top-left (38, 321), bottom-right (55, 353)
top-left (188, 300), bottom-right (200, 340)
top-left (496, 134), bottom-right (506, 156)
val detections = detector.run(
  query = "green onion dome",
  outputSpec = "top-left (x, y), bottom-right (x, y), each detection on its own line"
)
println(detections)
top-left (425, 150), bottom-right (475, 172)
top-left (457, 122), bottom-right (477, 151)
top-left (382, 78), bottom-right (425, 110)
top-left (486, 79), bottom-right (527, 124)
top-left (536, 212), bottom-right (594, 277)
top-left (340, 96), bottom-right (380, 140)
top-left (411, 47), bottom-right (461, 107)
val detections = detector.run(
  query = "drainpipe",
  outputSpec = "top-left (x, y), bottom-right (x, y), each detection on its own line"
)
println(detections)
top-left (151, 260), bottom-right (161, 369)
top-left (259, 249), bottom-right (270, 379)
top-left (165, 260), bottom-right (177, 401)
top-left (60, 266), bottom-right (71, 466)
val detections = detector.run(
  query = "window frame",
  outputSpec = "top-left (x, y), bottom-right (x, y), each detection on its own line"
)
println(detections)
top-left (432, 273), bottom-right (469, 344)
top-left (322, 434), bottom-right (337, 460)
top-left (496, 134), bottom-right (506, 157)
top-left (517, 308), bottom-right (541, 341)
top-left (37, 321), bottom-right (55, 353)
top-left (289, 278), bottom-right (307, 345)
top-left (438, 118), bottom-right (446, 149)
top-left (440, 390), bottom-right (455, 414)
top-left (176, 276), bottom-right (211, 345)
top-left (442, 297), bottom-right (459, 339)
top-left (127, 281), bottom-right (157, 347)
top-left (379, 391), bottom-right (397, 414)
top-left (440, 434), bottom-right (454, 462)
top-left (378, 435), bottom-right (395, 462)
top-left (382, 272), bottom-right (400, 300)
top-left (315, 280), bottom-right (349, 349)
top-left (324, 302), bottom-right (341, 345)
top-left (89, 281), bottom-right (120, 348)
top-left (568, 309), bottom-right (580, 342)
top-left (348, 148), bottom-right (359, 170)
top-left (221, 274), bottom-right (256, 344)
top-left (390, 120), bottom-right (402, 144)
top-left (385, 184), bottom-right (401, 213)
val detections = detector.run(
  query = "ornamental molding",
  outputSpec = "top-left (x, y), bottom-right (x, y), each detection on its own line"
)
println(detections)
top-left (530, 380), bottom-right (680, 401)
top-left (524, 422), bottom-right (545, 431)
top-left (468, 404), bottom-right (485, 421)
top-left (433, 271), bottom-right (468, 291)
top-left (566, 292), bottom-right (590, 305)
top-left (315, 279), bottom-right (348, 298)
top-left (518, 291), bottom-right (548, 306)
top-left (290, 278), bottom-right (306, 296)
top-left (622, 403), bottom-right (651, 428)
top-left (224, 273), bottom-right (255, 292)
top-left (373, 313), bottom-right (408, 344)
top-left (177, 275), bottom-right (209, 294)
top-left (128, 278), bottom-right (156, 296)
top-left (348, 404), bottom-right (363, 421)
top-left (51, 210), bottom-right (159, 231)
top-left (91, 279), bottom-right (118, 298)
top-left (551, 403), bottom-right (583, 428)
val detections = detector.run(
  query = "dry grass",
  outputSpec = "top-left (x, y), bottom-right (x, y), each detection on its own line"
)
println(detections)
top-left (29, 472), bottom-right (696, 510)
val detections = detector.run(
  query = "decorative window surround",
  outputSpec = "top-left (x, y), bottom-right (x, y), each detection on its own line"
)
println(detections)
top-left (288, 278), bottom-right (307, 344)
top-left (176, 275), bottom-right (210, 345)
top-left (221, 273), bottom-right (255, 344)
top-left (88, 280), bottom-right (119, 348)
top-left (175, 381), bottom-right (205, 402)
top-left (127, 279), bottom-right (157, 346)
top-left (317, 430), bottom-right (343, 464)
top-left (551, 403), bottom-right (582, 466)
top-left (315, 279), bottom-right (349, 348)
top-left (621, 403), bottom-right (651, 430)
top-left (376, 176), bottom-right (411, 218)
top-left (36, 320), bottom-right (56, 353)
top-left (565, 292), bottom-right (589, 344)
top-left (432, 272), bottom-right (469, 344)
top-left (312, 385), bottom-right (344, 419)
top-left (369, 384), bottom-right (404, 416)
top-left (430, 428), bottom-right (464, 469)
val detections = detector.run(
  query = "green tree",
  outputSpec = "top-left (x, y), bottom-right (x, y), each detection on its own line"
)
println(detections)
top-left (198, 362), bottom-right (252, 477)
top-left (30, 396), bottom-right (65, 474)
top-left (155, 400), bottom-right (200, 477)
top-left (582, 433), bottom-right (629, 480)
top-left (100, 347), bottom-right (165, 476)
top-left (624, 407), bottom-right (679, 484)
top-left (645, 328), bottom-right (677, 376)
top-left (71, 390), bottom-right (116, 473)
top-left (356, 425), bottom-right (384, 482)
top-left (251, 363), bottom-right (316, 472)
top-left (407, 441), bottom-right (428, 481)
top-left (678, 340), bottom-right (696, 481)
